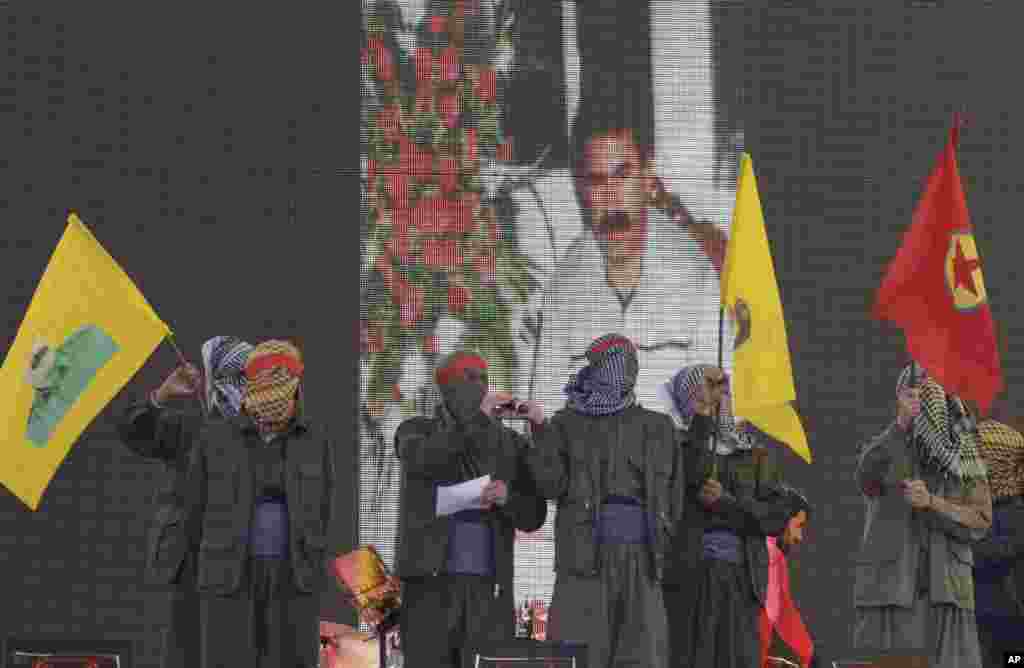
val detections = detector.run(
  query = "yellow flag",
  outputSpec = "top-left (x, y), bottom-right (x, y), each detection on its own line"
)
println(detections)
top-left (0, 213), bottom-right (171, 509)
top-left (721, 155), bottom-right (811, 464)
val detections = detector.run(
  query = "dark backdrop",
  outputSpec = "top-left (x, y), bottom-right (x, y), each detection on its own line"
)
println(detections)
top-left (0, 2), bottom-right (362, 666)
top-left (2, 1), bottom-right (1023, 666)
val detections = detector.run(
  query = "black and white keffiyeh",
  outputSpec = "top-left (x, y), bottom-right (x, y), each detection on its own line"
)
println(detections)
top-left (563, 333), bottom-right (639, 417)
top-left (201, 336), bottom-right (254, 418)
top-left (895, 363), bottom-right (987, 484)
top-left (661, 364), bottom-right (755, 455)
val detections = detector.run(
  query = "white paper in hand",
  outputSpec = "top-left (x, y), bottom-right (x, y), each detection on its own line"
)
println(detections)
top-left (435, 475), bottom-right (492, 517)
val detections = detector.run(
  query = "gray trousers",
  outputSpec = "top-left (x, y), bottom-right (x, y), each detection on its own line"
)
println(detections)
top-left (853, 595), bottom-right (983, 668)
top-left (160, 552), bottom-right (200, 668)
top-left (198, 557), bottom-right (320, 668)
top-left (400, 574), bottom-right (513, 668)
top-left (547, 544), bottom-right (668, 668)
top-left (663, 558), bottom-right (759, 668)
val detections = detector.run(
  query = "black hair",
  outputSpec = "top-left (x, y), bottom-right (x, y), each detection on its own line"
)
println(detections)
top-left (778, 484), bottom-right (811, 520)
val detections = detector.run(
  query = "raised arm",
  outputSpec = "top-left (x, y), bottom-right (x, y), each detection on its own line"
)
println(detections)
top-left (118, 400), bottom-right (200, 463)
top-left (652, 181), bottom-right (727, 275)
top-left (118, 364), bottom-right (204, 463)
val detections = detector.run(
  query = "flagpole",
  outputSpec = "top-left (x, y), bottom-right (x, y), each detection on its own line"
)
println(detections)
top-left (710, 304), bottom-right (724, 479)
top-left (165, 333), bottom-right (206, 412)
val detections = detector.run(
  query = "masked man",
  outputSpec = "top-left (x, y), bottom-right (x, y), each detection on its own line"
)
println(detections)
top-left (760, 486), bottom-right (816, 668)
top-left (972, 417), bottom-right (1024, 667)
top-left (660, 364), bottom-right (792, 668)
top-left (853, 363), bottom-right (991, 668)
top-left (527, 334), bottom-right (685, 668)
top-left (393, 350), bottom-right (548, 668)
top-left (120, 339), bottom-right (339, 668)
top-left (116, 336), bottom-right (252, 668)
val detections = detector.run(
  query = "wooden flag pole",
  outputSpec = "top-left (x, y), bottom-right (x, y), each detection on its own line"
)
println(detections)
top-left (165, 334), bottom-right (206, 413)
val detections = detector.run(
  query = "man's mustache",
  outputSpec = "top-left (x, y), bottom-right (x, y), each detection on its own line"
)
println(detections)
top-left (596, 209), bottom-right (633, 231)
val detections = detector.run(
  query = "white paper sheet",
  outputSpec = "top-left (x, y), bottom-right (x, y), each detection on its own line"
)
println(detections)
top-left (435, 475), bottom-right (491, 517)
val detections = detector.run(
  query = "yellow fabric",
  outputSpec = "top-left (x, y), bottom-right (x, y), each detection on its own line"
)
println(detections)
top-left (0, 213), bottom-right (171, 509)
top-left (243, 340), bottom-right (302, 433)
top-left (721, 154), bottom-right (811, 464)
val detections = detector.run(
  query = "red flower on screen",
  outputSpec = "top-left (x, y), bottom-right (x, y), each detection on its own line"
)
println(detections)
top-left (424, 238), bottom-right (459, 269)
top-left (414, 47), bottom-right (434, 82)
top-left (375, 45), bottom-right (395, 82)
top-left (440, 158), bottom-right (459, 194)
top-left (448, 196), bottom-right (476, 234)
top-left (475, 68), bottom-right (496, 104)
top-left (466, 128), bottom-right (478, 164)
top-left (386, 228), bottom-right (413, 266)
top-left (439, 94), bottom-right (460, 129)
top-left (412, 147), bottom-right (433, 183)
top-left (393, 278), bottom-right (424, 328)
top-left (448, 285), bottom-right (472, 313)
top-left (385, 171), bottom-right (409, 210)
top-left (439, 47), bottom-right (461, 81)
top-left (414, 196), bottom-right (445, 234)
top-left (377, 104), bottom-right (402, 143)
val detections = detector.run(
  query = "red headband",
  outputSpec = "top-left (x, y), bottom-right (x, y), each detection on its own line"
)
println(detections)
top-left (245, 353), bottom-right (304, 380)
top-left (588, 336), bottom-right (635, 355)
top-left (435, 354), bottom-right (487, 386)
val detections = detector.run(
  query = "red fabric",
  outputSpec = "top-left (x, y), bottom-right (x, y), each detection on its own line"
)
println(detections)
top-left (435, 353), bottom-right (487, 386)
top-left (245, 353), bottom-right (304, 379)
top-left (873, 123), bottom-right (1003, 415)
top-left (762, 537), bottom-right (814, 668)
top-left (588, 336), bottom-right (636, 355)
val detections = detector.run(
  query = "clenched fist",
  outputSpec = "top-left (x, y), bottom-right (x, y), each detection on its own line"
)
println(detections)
top-left (901, 479), bottom-right (932, 510)
top-left (155, 364), bottom-right (201, 404)
top-left (481, 479), bottom-right (509, 508)
top-left (698, 478), bottom-right (724, 509)
top-left (694, 367), bottom-right (728, 417)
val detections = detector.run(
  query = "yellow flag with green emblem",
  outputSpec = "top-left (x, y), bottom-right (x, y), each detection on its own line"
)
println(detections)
top-left (0, 213), bottom-right (171, 509)
top-left (721, 155), bottom-right (811, 463)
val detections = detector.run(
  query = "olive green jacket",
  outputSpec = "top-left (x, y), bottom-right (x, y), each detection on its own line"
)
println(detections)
top-left (526, 404), bottom-right (685, 582)
top-left (854, 423), bottom-right (989, 610)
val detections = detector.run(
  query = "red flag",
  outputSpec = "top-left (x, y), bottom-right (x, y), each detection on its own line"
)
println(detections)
top-left (761, 537), bottom-right (814, 668)
top-left (873, 121), bottom-right (1003, 415)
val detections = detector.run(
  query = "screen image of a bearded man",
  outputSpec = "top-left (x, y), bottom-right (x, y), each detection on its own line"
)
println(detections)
top-left (243, 340), bottom-right (304, 434)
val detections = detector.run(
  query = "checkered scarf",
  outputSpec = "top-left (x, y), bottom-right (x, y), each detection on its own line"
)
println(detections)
top-left (201, 336), bottom-right (253, 418)
top-left (895, 363), bottom-right (987, 484)
top-left (242, 340), bottom-right (303, 434)
top-left (663, 364), bottom-right (755, 455)
top-left (977, 419), bottom-right (1024, 499)
top-left (563, 334), bottom-right (638, 416)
